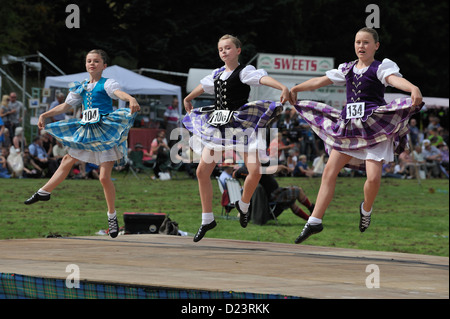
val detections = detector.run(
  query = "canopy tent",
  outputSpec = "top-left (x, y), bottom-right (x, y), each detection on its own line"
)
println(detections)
top-left (43, 65), bottom-right (182, 115)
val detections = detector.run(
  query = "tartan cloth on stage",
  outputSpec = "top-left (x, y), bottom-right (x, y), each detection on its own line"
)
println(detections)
top-left (294, 97), bottom-right (424, 170)
top-left (182, 100), bottom-right (282, 152)
top-left (0, 273), bottom-right (299, 299)
top-left (44, 108), bottom-right (136, 159)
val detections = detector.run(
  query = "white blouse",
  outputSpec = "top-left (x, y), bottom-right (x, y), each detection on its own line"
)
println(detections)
top-left (326, 58), bottom-right (402, 87)
top-left (65, 78), bottom-right (121, 107)
top-left (200, 65), bottom-right (268, 95)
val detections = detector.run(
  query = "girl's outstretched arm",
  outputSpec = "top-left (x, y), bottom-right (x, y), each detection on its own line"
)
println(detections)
top-left (289, 76), bottom-right (333, 105)
top-left (184, 84), bottom-right (205, 114)
top-left (259, 76), bottom-right (289, 103)
top-left (385, 75), bottom-right (423, 106)
top-left (114, 90), bottom-right (141, 113)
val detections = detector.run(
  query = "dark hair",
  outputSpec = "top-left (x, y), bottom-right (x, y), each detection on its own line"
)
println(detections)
top-left (87, 49), bottom-right (109, 64)
top-left (357, 27), bottom-right (379, 43)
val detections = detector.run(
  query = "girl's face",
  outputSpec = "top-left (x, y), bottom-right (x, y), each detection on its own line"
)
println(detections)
top-left (354, 31), bottom-right (379, 61)
top-left (85, 53), bottom-right (106, 76)
top-left (218, 39), bottom-right (241, 64)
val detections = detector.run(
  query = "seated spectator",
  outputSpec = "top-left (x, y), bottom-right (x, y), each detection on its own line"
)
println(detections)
top-left (22, 147), bottom-right (43, 178)
top-left (312, 150), bottom-right (328, 176)
top-left (268, 132), bottom-right (294, 165)
top-left (0, 151), bottom-right (11, 178)
top-left (12, 127), bottom-right (26, 151)
top-left (286, 149), bottom-right (298, 176)
top-left (128, 143), bottom-right (151, 173)
top-left (412, 144), bottom-right (428, 177)
top-left (422, 139), bottom-right (442, 178)
top-left (398, 149), bottom-right (416, 178)
top-left (293, 154), bottom-right (315, 177)
top-left (382, 162), bottom-right (405, 179)
top-left (150, 130), bottom-right (171, 179)
top-left (28, 136), bottom-right (58, 177)
top-left (233, 165), bottom-right (315, 225)
top-left (52, 140), bottom-right (69, 166)
top-left (218, 159), bottom-right (235, 191)
top-left (438, 144), bottom-right (449, 178)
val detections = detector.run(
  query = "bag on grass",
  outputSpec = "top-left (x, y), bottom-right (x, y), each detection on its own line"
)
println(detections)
top-left (159, 215), bottom-right (179, 236)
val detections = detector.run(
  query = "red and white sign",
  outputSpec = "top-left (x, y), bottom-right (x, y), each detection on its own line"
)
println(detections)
top-left (257, 53), bottom-right (334, 75)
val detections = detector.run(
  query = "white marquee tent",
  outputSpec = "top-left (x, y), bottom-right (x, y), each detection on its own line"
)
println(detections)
top-left (44, 65), bottom-right (182, 115)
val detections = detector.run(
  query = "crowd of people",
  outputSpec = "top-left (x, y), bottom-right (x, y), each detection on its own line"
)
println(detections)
top-left (1, 90), bottom-right (448, 181)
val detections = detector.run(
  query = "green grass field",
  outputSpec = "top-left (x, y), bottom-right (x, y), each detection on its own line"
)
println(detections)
top-left (0, 171), bottom-right (448, 257)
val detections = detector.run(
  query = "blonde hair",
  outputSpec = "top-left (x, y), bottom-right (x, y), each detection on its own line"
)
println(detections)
top-left (218, 34), bottom-right (242, 48)
top-left (1, 95), bottom-right (10, 106)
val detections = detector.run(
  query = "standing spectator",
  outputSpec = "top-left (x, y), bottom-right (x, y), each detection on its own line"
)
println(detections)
top-left (0, 117), bottom-right (6, 148)
top-left (8, 92), bottom-right (25, 141)
top-left (269, 132), bottom-right (294, 165)
top-left (408, 118), bottom-right (420, 147)
top-left (49, 93), bottom-right (67, 122)
top-left (164, 97), bottom-right (180, 147)
top-left (0, 95), bottom-right (12, 143)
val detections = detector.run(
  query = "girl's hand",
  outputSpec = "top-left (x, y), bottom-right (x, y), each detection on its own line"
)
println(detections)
top-left (289, 89), bottom-right (298, 106)
top-left (184, 99), bottom-right (193, 114)
top-left (38, 115), bottom-right (46, 130)
top-left (129, 98), bottom-right (141, 114)
top-left (280, 87), bottom-right (290, 104)
top-left (411, 86), bottom-right (423, 106)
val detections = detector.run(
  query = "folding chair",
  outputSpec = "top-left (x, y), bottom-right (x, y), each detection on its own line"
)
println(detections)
top-left (268, 202), bottom-right (279, 225)
top-left (225, 178), bottom-right (242, 212)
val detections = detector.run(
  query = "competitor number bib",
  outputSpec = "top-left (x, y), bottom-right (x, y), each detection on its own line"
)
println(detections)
top-left (345, 102), bottom-right (365, 119)
top-left (80, 108), bottom-right (100, 125)
top-left (207, 110), bottom-right (233, 126)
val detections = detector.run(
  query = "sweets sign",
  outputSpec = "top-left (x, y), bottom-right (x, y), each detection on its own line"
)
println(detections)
top-left (257, 53), bottom-right (334, 75)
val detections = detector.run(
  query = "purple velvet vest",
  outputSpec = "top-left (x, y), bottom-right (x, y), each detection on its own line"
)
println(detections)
top-left (341, 60), bottom-right (387, 121)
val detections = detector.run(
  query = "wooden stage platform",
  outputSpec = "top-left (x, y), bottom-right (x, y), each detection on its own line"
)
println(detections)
top-left (0, 234), bottom-right (448, 299)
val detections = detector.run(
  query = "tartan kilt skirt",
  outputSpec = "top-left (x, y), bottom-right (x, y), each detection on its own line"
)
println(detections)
top-left (44, 108), bottom-right (136, 162)
top-left (294, 97), bottom-right (424, 170)
top-left (182, 100), bottom-right (282, 153)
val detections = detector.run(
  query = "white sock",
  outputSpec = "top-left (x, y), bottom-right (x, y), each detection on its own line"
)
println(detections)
top-left (202, 212), bottom-right (215, 225)
top-left (107, 211), bottom-right (117, 219)
top-left (38, 188), bottom-right (51, 195)
top-left (238, 199), bottom-right (250, 214)
top-left (308, 216), bottom-right (322, 225)
top-left (361, 202), bottom-right (372, 216)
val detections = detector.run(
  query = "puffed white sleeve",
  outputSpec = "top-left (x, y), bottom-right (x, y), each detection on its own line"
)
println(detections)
top-left (378, 58), bottom-right (402, 87)
top-left (200, 69), bottom-right (218, 95)
top-left (64, 92), bottom-right (82, 107)
top-left (240, 65), bottom-right (268, 87)
top-left (104, 79), bottom-right (122, 99)
top-left (325, 63), bottom-right (347, 86)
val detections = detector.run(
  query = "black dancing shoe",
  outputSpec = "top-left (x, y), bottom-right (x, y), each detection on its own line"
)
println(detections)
top-left (193, 220), bottom-right (217, 242)
top-left (359, 201), bottom-right (371, 232)
top-left (235, 201), bottom-right (249, 228)
top-left (24, 192), bottom-right (51, 205)
top-left (108, 216), bottom-right (120, 238)
top-left (294, 223), bottom-right (323, 244)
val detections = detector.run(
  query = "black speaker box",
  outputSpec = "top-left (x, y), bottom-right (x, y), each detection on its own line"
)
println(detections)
top-left (123, 212), bottom-right (166, 234)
